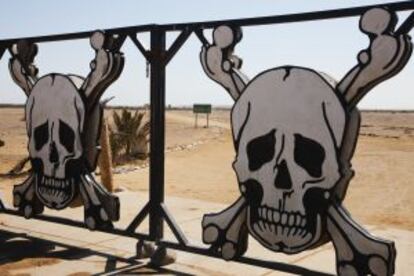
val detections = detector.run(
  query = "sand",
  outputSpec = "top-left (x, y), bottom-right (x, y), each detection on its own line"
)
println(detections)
top-left (0, 107), bottom-right (413, 232)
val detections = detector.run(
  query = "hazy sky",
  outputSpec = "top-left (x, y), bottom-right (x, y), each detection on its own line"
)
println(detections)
top-left (0, 0), bottom-right (413, 109)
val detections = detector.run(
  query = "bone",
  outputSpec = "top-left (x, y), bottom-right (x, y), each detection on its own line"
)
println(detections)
top-left (337, 7), bottom-right (412, 108)
top-left (202, 196), bottom-right (248, 260)
top-left (82, 100), bottom-right (104, 171)
top-left (334, 108), bottom-right (361, 201)
top-left (327, 203), bottom-right (396, 276)
top-left (79, 174), bottom-right (119, 230)
top-left (82, 31), bottom-right (125, 110)
top-left (13, 173), bottom-right (44, 218)
top-left (8, 41), bottom-right (39, 96)
top-left (200, 25), bottom-right (249, 101)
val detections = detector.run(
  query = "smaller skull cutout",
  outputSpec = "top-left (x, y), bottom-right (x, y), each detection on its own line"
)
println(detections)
top-left (9, 31), bottom-right (124, 228)
top-left (232, 68), bottom-right (346, 252)
top-left (27, 74), bottom-right (85, 209)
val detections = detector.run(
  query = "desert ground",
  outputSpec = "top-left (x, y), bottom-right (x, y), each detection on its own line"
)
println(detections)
top-left (0, 107), bottom-right (414, 229)
top-left (0, 107), bottom-right (414, 274)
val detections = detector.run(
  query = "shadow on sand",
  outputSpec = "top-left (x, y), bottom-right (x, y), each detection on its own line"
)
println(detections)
top-left (0, 229), bottom-right (334, 275)
top-left (0, 229), bottom-right (191, 275)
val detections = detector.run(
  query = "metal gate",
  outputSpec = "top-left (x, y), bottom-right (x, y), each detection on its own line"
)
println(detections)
top-left (1, 2), bottom-right (413, 275)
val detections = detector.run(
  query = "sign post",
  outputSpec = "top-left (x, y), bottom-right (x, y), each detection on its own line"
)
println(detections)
top-left (193, 104), bottom-right (212, 128)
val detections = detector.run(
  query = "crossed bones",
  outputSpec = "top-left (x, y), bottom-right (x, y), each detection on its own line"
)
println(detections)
top-left (9, 32), bottom-right (124, 229)
top-left (200, 8), bottom-right (411, 276)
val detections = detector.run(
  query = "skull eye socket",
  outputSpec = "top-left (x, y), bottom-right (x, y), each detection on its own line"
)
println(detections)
top-left (247, 129), bottom-right (276, 171)
top-left (34, 121), bottom-right (49, 151)
top-left (59, 120), bottom-right (75, 153)
top-left (294, 134), bottom-right (325, 178)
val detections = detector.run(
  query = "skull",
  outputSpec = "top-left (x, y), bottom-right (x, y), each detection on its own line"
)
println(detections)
top-left (232, 67), bottom-right (346, 253)
top-left (26, 74), bottom-right (85, 209)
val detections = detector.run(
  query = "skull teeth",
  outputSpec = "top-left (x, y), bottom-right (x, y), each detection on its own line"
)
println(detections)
top-left (254, 221), bottom-right (312, 241)
top-left (41, 176), bottom-right (71, 189)
top-left (38, 187), bottom-right (69, 202)
top-left (258, 206), bottom-right (307, 228)
top-left (37, 175), bottom-right (74, 207)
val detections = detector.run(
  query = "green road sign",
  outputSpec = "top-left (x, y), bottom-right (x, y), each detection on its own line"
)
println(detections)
top-left (193, 104), bottom-right (212, 128)
top-left (193, 104), bottom-right (212, 114)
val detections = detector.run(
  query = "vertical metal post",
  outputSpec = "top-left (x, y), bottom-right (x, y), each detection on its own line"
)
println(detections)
top-left (149, 29), bottom-right (166, 241)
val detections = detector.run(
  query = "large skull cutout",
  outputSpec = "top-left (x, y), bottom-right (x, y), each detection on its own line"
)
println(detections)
top-left (232, 67), bottom-right (346, 252)
top-left (27, 74), bottom-right (85, 209)
top-left (201, 7), bottom-right (411, 275)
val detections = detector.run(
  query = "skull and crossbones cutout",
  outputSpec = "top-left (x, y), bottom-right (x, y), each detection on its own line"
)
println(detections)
top-left (9, 31), bottom-right (124, 230)
top-left (200, 8), bottom-right (412, 275)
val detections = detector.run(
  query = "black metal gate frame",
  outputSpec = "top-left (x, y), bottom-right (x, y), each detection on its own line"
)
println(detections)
top-left (1, 1), bottom-right (414, 273)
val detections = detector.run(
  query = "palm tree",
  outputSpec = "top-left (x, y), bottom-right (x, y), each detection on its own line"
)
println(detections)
top-left (110, 108), bottom-right (150, 163)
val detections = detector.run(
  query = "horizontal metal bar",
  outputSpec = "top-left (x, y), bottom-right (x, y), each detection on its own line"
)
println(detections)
top-left (0, 1), bottom-right (412, 45)
top-left (1, 208), bottom-right (151, 241)
top-left (1, 212), bottom-right (330, 275)
top-left (1, 207), bottom-right (331, 275)
top-left (0, 24), bottom-right (158, 47)
top-left (171, 1), bottom-right (414, 31)
top-left (159, 240), bottom-right (334, 276)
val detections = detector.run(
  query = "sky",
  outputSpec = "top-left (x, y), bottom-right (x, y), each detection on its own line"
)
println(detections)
top-left (0, 0), bottom-right (413, 109)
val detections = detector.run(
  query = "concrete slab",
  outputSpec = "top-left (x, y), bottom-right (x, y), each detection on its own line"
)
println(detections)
top-left (1, 191), bottom-right (413, 275)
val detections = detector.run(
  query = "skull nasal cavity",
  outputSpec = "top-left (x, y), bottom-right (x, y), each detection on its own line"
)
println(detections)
top-left (274, 160), bottom-right (292, 190)
top-left (49, 142), bottom-right (59, 163)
